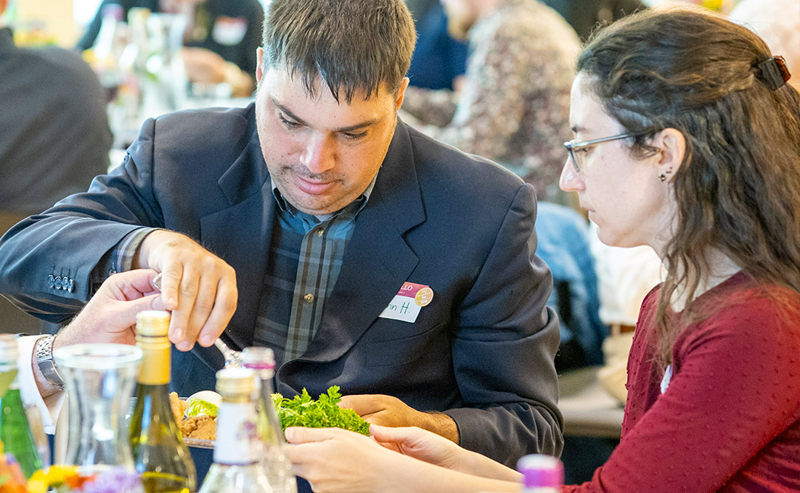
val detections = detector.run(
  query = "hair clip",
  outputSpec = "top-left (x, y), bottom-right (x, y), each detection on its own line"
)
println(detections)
top-left (755, 56), bottom-right (791, 91)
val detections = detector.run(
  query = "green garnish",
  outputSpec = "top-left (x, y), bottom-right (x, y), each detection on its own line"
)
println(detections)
top-left (272, 386), bottom-right (370, 435)
top-left (185, 397), bottom-right (218, 418)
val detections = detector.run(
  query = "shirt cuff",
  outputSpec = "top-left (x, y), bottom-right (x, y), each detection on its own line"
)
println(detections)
top-left (17, 335), bottom-right (64, 435)
top-left (90, 227), bottom-right (158, 292)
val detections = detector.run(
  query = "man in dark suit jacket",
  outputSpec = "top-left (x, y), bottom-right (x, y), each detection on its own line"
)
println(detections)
top-left (0, 0), bottom-right (561, 469)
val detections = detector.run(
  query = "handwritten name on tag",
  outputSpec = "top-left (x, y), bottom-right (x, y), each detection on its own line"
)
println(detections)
top-left (378, 282), bottom-right (434, 323)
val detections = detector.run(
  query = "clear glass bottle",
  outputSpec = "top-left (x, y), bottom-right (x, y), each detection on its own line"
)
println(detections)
top-left (517, 454), bottom-right (564, 493)
top-left (198, 368), bottom-right (273, 493)
top-left (241, 347), bottom-right (296, 493)
top-left (92, 3), bottom-right (127, 102)
top-left (129, 311), bottom-right (197, 493)
top-left (54, 343), bottom-right (142, 473)
top-left (0, 335), bottom-right (41, 478)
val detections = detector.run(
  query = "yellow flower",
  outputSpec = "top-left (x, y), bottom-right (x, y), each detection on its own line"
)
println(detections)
top-left (27, 465), bottom-right (80, 493)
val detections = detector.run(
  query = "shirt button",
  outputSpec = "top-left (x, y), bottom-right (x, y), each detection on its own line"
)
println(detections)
top-left (304, 293), bottom-right (314, 303)
top-left (316, 229), bottom-right (324, 237)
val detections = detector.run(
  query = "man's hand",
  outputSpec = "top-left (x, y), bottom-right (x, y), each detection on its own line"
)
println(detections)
top-left (134, 230), bottom-right (237, 351)
top-left (181, 47), bottom-right (254, 97)
top-left (36, 269), bottom-right (165, 398)
top-left (53, 269), bottom-right (165, 350)
top-left (340, 394), bottom-right (459, 443)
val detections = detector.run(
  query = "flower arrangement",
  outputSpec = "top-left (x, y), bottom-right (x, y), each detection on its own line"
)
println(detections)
top-left (0, 456), bottom-right (143, 493)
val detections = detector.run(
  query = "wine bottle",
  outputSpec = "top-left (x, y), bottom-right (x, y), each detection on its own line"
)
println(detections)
top-left (198, 368), bottom-right (273, 493)
top-left (0, 334), bottom-right (42, 479)
top-left (129, 311), bottom-right (197, 493)
top-left (241, 347), bottom-right (296, 493)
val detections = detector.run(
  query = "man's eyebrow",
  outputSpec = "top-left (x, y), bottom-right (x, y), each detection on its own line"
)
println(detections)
top-left (272, 97), bottom-right (382, 132)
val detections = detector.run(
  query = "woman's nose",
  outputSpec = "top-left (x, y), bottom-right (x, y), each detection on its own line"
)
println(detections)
top-left (559, 158), bottom-right (583, 192)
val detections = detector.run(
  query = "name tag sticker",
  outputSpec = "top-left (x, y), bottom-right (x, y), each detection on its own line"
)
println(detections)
top-left (378, 282), bottom-right (434, 323)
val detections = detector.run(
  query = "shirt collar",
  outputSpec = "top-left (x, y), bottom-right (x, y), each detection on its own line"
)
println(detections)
top-left (270, 171), bottom-right (378, 223)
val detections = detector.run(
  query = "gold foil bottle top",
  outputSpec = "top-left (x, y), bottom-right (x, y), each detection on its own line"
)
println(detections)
top-left (215, 368), bottom-right (255, 397)
top-left (136, 310), bottom-right (170, 337)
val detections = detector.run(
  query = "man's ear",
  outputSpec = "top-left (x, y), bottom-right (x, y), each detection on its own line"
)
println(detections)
top-left (653, 128), bottom-right (686, 183)
top-left (395, 77), bottom-right (410, 111)
top-left (255, 47), bottom-right (264, 86)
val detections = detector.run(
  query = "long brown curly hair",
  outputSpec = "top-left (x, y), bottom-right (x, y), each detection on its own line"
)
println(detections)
top-left (577, 7), bottom-right (800, 367)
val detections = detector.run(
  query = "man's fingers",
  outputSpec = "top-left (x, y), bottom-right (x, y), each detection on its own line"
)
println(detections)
top-left (183, 268), bottom-right (215, 346)
top-left (339, 394), bottom-right (383, 415)
top-left (195, 276), bottom-right (238, 347)
top-left (158, 265), bottom-right (183, 312)
top-left (113, 294), bottom-right (166, 328)
top-left (165, 265), bottom-right (195, 350)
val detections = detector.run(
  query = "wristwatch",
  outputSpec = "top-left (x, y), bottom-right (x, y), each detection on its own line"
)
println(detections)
top-left (35, 335), bottom-right (65, 390)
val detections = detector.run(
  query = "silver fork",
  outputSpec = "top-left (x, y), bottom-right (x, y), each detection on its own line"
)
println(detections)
top-left (152, 273), bottom-right (242, 368)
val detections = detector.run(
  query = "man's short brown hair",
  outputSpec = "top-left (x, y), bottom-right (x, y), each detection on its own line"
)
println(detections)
top-left (262, 0), bottom-right (417, 102)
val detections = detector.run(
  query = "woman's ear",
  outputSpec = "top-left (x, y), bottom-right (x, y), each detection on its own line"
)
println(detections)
top-left (652, 128), bottom-right (686, 183)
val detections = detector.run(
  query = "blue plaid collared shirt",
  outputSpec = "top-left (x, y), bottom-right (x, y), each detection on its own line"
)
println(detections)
top-left (263, 177), bottom-right (375, 361)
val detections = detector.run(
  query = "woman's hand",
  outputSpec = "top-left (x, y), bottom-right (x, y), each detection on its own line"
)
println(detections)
top-left (285, 426), bottom-right (402, 493)
top-left (369, 424), bottom-right (467, 471)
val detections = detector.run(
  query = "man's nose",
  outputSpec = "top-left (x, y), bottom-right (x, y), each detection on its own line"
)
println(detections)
top-left (299, 134), bottom-right (336, 174)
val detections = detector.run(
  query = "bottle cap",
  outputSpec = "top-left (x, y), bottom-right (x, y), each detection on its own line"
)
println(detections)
top-left (0, 334), bottom-right (19, 364)
top-left (241, 347), bottom-right (276, 371)
top-left (216, 368), bottom-right (256, 396)
top-left (517, 454), bottom-right (563, 488)
top-left (136, 310), bottom-right (170, 337)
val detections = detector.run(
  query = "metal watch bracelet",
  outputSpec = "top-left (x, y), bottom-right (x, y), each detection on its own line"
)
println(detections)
top-left (35, 334), bottom-right (65, 390)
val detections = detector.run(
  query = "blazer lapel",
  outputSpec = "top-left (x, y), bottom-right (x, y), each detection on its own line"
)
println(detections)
top-left (298, 122), bottom-right (426, 362)
top-left (198, 129), bottom-right (275, 354)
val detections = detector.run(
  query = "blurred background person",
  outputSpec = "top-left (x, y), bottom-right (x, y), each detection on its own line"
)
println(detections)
top-left (77, 0), bottom-right (264, 97)
top-left (541, 0), bottom-right (646, 40)
top-left (400, 0), bottom-right (580, 201)
top-left (0, 0), bottom-right (112, 335)
top-left (728, 0), bottom-right (800, 92)
top-left (404, 0), bottom-right (469, 91)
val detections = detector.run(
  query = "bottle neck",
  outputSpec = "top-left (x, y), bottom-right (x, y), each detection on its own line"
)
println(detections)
top-left (136, 336), bottom-right (171, 386)
top-left (213, 399), bottom-right (260, 465)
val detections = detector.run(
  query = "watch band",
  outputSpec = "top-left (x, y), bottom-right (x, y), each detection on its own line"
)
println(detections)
top-left (35, 335), bottom-right (65, 390)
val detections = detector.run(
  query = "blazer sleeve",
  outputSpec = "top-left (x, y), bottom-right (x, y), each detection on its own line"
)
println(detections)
top-left (445, 184), bottom-right (564, 466)
top-left (0, 118), bottom-right (164, 323)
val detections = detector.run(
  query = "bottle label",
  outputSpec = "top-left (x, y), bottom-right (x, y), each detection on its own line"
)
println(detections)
top-left (214, 402), bottom-right (260, 464)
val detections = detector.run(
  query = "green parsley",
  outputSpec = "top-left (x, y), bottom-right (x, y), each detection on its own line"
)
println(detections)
top-left (272, 386), bottom-right (370, 435)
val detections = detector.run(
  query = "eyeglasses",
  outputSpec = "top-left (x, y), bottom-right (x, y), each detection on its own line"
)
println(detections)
top-left (564, 133), bottom-right (638, 174)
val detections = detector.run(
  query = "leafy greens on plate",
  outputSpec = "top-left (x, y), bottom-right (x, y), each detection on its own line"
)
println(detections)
top-left (272, 385), bottom-right (370, 435)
